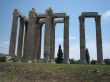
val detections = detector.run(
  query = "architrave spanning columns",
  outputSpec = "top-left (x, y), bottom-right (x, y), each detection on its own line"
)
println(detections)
top-left (79, 12), bottom-right (103, 64)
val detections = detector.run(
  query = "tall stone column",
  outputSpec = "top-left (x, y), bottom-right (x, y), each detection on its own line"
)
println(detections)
top-left (44, 8), bottom-right (53, 62)
top-left (95, 15), bottom-right (103, 64)
top-left (9, 9), bottom-right (18, 57)
top-left (17, 17), bottom-right (24, 61)
top-left (22, 21), bottom-right (28, 61)
top-left (79, 16), bottom-right (86, 64)
top-left (36, 23), bottom-right (43, 61)
top-left (50, 23), bottom-right (56, 62)
top-left (25, 10), bottom-right (36, 62)
top-left (63, 16), bottom-right (69, 63)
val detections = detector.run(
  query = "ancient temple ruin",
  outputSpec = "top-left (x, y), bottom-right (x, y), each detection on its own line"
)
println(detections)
top-left (9, 8), bottom-right (103, 64)
top-left (79, 12), bottom-right (103, 64)
top-left (9, 8), bottom-right (69, 63)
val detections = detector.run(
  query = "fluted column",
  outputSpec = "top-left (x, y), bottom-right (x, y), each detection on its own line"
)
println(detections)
top-left (63, 16), bottom-right (69, 63)
top-left (17, 17), bottom-right (24, 61)
top-left (79, 16), bottom-right (86, 64)
top-left (36, 23), bottom-right (43, 61)
top-left (44, 8), bottom-right (53, 62)
top-left (25, 10), bottom-right (36, 62)
top-left (9, 9), bottom-right (18, 57)
top-left (50, 23), bottom-right (56, 62)
top-left (95, 15), bottom-right (103, 64)
top-left (22, 21), bottom-right (28, 61)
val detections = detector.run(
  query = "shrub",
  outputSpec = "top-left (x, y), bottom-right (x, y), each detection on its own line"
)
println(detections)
top-left (69, 59), bottom-right (75, 64)
top-left (104, 59), bottom-right (110, 65)
top-left (90, 60), bottom-right (97, 64)
top-left (0, 56), bottom-right (6, 62)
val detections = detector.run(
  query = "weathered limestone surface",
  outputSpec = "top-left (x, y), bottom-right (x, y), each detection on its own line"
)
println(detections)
top-left (63, 16), bottom-right (69, 63)
top-left (36, 22), bottom-right (43, 61)
top-left (23, 21), bottom-right (28, 60)
top-left (44, 8), bottom-right (54, 62)
top-left (50, 23), bottom-right (55, 62)
top-left (95, 15), bottom-right (103, 64)
top-left (79, 16), bottom-right (86, 64)
top-left (25, 10), bottom-right (36, 61)
top-left (17, 17), bottom-right (24, 61)
top-left (9, 9), bottom-right (18, 57)
top-left (79, 12), bottom-right (103, 64)
top-left (9, 8), bottom-right (70, 63)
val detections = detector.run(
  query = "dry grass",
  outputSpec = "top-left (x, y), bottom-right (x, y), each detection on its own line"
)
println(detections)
top-left (0, 63), bottom-right (110, 82)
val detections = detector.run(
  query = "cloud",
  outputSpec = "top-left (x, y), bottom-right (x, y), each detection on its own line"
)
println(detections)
top-left (102, 10), bottom-right (110, 18)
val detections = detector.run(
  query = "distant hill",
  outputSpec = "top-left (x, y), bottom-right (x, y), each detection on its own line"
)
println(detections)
top-left (0, 53), bottom-right (8, 57)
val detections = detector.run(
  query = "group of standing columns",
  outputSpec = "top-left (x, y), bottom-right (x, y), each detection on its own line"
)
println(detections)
top-left (9, 9), bottom-right (103, 64)
top-left (79, 12), bottom-right (103, 64)
top-left (9, 8), bottom-right (69, 63)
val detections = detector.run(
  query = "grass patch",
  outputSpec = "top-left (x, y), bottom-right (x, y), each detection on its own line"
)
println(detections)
top-left (0, 63), bottom-right (110, 82)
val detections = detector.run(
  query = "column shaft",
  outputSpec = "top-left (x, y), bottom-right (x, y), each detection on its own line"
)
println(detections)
top-left (79, 16), bottom-right (86, 64)
top-left (95, 15), bottom-right (103, 64)
top-left (22, 21), bottom-right (28, 61)
top-left (50, 23), bottom-right (55, 62)
top-left (9, 9), bottom-right (18, 57)
top-left (44, 16), bottom-right (53, 62)
top-left (63, 16), bottom-right (69, 63)
top-left (17, 18), bottom-right (24, 61)
top-left (25, 10), bottom-right (36, 61)
top-left (36, 23), bottom-right (43, 61)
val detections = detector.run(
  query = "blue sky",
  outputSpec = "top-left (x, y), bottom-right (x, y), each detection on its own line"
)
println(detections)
top-left (0, 0), bottom-right (110, 60)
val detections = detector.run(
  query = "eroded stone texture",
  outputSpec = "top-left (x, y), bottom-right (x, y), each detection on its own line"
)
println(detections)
top-left (50, 23), bottom-right (55, 63)
top-left (95, 15), bottom-right (103, 64)
top-left (9, 8), bottom-right (69, 63)
top-left (25, 10), bottom-right (36, 62)
top-left (22, 21), bottom-right (28, 61)
top-left (44, 8), bottom-right (54, 62)
top-left (79, 16), bottom-right (86, 64)
top-left (63, 16), bottom-right (69, 63)
top-left (17, 17), bottom-right (24, 61)
top-left (36, 22), bottom-right (43, 61)
top-left (9, 9), bottom-right (18, 57)
top-left (79, 12), bottom-right (103, 64)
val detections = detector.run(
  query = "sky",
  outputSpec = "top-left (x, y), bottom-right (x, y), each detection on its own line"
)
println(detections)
top-left (0, 0), bottom-right (110, 60)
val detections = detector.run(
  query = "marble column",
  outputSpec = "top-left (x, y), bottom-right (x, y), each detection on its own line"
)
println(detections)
top-left (9, 9), bottom-right (18, 57)
top-left (22, 21), bottom-right (28, 61)
top-left (44, 9), bottom-right (53, 62)
top-left (50, 23), bottom-right (55, 62)
top-left (36, 23), bottom-right (43, 61)
top-left (17, 17), bottom-right (24, 61)
top-left (63, 16), bottom-right (69, 63)
top-left (79, 16), bottom-right (86, 64)
top-left (95, 15), bottom-right (103, 64)
top-left (25, 10), bottom-right (36, 62)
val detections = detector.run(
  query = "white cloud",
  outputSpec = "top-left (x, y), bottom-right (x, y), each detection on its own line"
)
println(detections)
top-left (102, 10), bottom-right (110, 18)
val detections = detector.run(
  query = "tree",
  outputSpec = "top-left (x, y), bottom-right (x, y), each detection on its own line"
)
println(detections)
top-left (104, 59), bottom-right (110, 65)
top-left (85, 48), bottom-right (90, 64)
top-left (56, 45), bottom-right (63, 63)
top-left (90, 60), bottom-right (97, 64)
